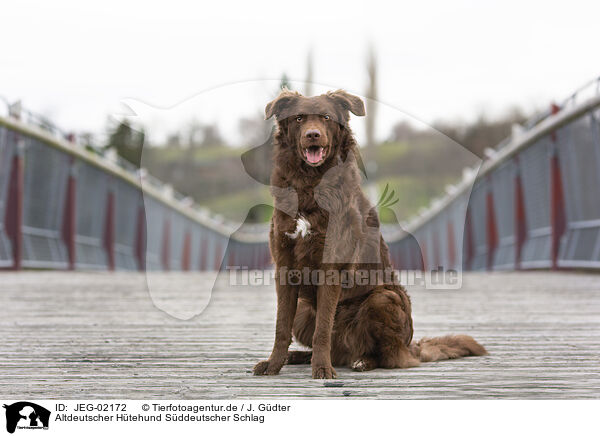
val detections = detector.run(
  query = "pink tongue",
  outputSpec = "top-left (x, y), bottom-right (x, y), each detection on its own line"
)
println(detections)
top-left (306, 148), bottom-right (323, 163)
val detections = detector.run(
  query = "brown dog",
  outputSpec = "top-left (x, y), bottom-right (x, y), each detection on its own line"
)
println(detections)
top-left (253, 89), bottom-right (486, 379)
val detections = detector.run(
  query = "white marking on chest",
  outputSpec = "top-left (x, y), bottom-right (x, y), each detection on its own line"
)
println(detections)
top-left (285, 215), bottom-right (312, 239)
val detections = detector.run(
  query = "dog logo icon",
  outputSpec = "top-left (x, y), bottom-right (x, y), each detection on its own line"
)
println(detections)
top-left (3, 402), bottom-right (50, 434)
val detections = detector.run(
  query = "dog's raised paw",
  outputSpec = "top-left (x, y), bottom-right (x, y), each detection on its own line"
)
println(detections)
top-left (351, 359), bottom-right (367, 372)
top-left (351, 357), bottom-right (376, 372)
top-left (312, 365), bottom-right (337, 379)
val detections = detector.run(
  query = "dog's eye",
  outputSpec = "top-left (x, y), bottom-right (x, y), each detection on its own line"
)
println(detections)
top-left (296, 115), bottom-right (303, 122)
top-left (323, 114), bottom-right (330, 120)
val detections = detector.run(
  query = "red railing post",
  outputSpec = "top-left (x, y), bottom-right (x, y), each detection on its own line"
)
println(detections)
top-left (103, 191), bottom-right (115, 270)
top-left (5, 104), bottom-right (24, 270)
top-left (61, 158), bottom-right (77, 270)
top-left (432, 229), bottom-right (440, 270)
top-left (420, 237), bottom-right (427, 272)
top-left (5, 137), bottom-right (24, 270)
top-left (182, 230), bottom-right (191, 271)
top-left (134, 205), bottom-right (146, 271)
top-left (464, 207), bottom-right (474, 270)
top-left (263, 244), bottom-right (271, 269)
top-left (485, 186), bottom-right (498, 271)
top-left (447, 219), bottom-right (456, 269)
top-left (549, 103), bottom-right (566, 270)
top-left (411, 240), bottom-right (422, 271)
top-left (161, 218), bottom-right (170, 271)
top-left (550, 154), bottom-right (566, 269)
top-left (514, 157), bottom-right (527, 270)
top-left (228, 243), bottom-right (236, 270)
top-left (214, 242), bottom-right (222, 271)
top-left (394, 245), bottom-right (403, 270)
top-left (199, 236), bottom-right (208, 271)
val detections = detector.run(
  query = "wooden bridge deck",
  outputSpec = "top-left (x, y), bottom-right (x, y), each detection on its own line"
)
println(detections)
top-left (1, 271), bottom-right (599, 399)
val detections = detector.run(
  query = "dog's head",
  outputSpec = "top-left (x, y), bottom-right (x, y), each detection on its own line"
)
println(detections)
top-left (265, 89), bottom-right (365, 168)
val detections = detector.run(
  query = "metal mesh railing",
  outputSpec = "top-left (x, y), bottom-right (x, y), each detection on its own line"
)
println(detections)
top-left (0, 125), bottom-right (14, 267)
top-left (0, 99), bottom-right (270, 271)
top-left (389, 75), bottom-right (600, 271)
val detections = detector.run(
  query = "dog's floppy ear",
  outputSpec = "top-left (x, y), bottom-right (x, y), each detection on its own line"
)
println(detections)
top-left (265, 88), bottom-right (301, 120)
top-left (327, 90), bottom-right (366, 116)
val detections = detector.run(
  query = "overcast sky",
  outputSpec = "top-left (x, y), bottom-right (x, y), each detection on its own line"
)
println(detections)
top-left (2, 0), bottom-right (600, 145)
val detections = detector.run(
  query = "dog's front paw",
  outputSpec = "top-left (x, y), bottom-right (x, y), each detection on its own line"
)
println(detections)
top-left (253, 360), bottom-right (283, 376)
top-left (351, 357), bottom-right (376, 372)
top-left (312, 365), bottom-right (337, 379)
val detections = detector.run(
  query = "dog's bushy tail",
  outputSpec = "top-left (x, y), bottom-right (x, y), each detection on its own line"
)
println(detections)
top-left (409, 335), bottom-right (487, 362)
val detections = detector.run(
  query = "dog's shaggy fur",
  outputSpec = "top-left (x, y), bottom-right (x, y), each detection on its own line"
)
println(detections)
top-left (253, 89), bottom-right (486, 379)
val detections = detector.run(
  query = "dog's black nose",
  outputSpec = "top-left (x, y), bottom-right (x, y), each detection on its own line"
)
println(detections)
top-left (305, 129), bottom-right (321, 140)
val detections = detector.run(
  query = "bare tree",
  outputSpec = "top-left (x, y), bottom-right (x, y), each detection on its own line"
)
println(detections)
top-left (364, 44), bottom-right (378, 175)
top-left (365, 44), bottom-right (378, 149)
top-left (104, 119), bottom-right (145, 168)
top-left (305, 49), bottom-right (314, 96)
top-left (239, 113), bottom-right (272, 148)
top-left (186, 118), bottom-right (203, 148)
top-left (199, 123), bottom-right (225, 147)
top-left (280, 73), bottom-right (291, 90)
top-left (389, 120), bottom-right (416, 143)
top-left (163, 132), bottom-right (179, 148)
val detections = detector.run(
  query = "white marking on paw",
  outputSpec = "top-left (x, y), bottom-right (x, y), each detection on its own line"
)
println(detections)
top-left (351, 360), bottom-right (364, 370)
top-left (285, 215), bottom-right (311, 239)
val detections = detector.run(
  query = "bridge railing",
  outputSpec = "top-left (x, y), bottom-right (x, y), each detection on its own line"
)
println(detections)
top-left (387, 76), bottom-right (600, 271)
top-left (4, 77), bottom-right (600, 273)
top-left (0, 101), bottom-right (270, 271)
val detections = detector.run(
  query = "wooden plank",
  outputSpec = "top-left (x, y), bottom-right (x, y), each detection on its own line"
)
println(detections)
top-left (0, 271), bottom-right (599, 399)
